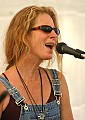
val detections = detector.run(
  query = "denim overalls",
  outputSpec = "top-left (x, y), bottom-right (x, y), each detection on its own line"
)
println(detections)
top-left (0, 69), bottom-right (62, 120)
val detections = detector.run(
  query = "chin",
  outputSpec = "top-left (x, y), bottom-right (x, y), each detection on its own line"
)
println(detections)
top-left (41, 54), bottom-right (53, 60)
top-left (44, 56), bottom-right (52, 60)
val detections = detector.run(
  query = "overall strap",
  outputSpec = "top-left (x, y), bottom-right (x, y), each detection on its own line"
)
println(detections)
top-left (0, 76), bottom-right (25, 106)
top-left (49, 69), bottom-right (62, 105)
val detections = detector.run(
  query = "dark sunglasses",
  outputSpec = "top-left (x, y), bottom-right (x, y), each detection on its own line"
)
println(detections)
top-left (31, 25), bottom-right (60, 35)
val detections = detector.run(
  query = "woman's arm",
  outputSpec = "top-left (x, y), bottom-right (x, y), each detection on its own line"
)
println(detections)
top-left (59, 73), bottom-right (74, 120)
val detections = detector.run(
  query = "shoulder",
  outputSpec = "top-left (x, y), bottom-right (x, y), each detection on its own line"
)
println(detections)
top-left (0, 73), bottom-right (7, 93)
top-left (44, 68), bottom-right (64, 80)
top-left (42, 67), bottom-right (70, 98)
top-left (44, 68), bottom-right (68, 94)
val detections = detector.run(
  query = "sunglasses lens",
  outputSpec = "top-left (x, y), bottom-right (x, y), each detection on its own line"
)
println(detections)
top-left (54, 28), bottom-right (60, 35)
top-left (40, 26), bottom-right (52, 33)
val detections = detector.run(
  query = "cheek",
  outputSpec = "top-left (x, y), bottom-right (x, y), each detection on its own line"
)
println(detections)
top-left (28, 32), bottom-right (49, 51)
top-left (27, 37), bottom-right (40, 53)
top-left (31, 34), bottom-right (45, 47)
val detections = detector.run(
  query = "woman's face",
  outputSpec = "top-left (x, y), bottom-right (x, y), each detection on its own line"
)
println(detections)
top-left (27, 13), bottom-right (58, 60)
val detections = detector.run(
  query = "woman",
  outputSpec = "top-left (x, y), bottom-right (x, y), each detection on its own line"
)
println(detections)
top-left (0, 5), bottom-right (74, 120)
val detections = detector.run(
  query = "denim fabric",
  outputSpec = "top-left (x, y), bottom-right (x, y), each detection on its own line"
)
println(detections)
top-left (19, 100), bottom-right (60, 120)
top-left (0, 69), bottom-right (61, 120)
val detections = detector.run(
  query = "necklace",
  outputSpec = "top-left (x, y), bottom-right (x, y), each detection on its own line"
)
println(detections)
top-left (15, 65), bottom-right (45, 120)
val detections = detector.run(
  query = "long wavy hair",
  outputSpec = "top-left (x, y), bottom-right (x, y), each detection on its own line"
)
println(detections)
top-left (5, 5), bottom-right (62, 71)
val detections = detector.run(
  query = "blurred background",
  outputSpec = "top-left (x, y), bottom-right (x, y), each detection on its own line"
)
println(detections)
top-left (0, 0), bottom-right (85, 119)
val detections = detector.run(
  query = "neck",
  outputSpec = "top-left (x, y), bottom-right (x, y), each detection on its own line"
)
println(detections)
top-left (16, 55), bottom-right (43, 81)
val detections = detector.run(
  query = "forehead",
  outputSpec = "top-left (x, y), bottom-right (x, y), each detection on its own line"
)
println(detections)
top-left (34, 13), bottom-right (55, 26)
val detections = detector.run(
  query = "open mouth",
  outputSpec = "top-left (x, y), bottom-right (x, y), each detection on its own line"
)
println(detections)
top-left (45, 43), bottom-right (54, 49)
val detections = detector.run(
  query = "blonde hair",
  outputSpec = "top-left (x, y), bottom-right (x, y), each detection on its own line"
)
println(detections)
top-left (5, 5), bottom-right (62, 71)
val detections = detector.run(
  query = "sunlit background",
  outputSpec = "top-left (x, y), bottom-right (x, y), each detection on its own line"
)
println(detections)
top-left (0, 0), bottom-right (85, 119)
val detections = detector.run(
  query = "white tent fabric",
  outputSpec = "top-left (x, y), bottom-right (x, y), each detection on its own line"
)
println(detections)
top-left (0, 0), bottom-right (85, 119)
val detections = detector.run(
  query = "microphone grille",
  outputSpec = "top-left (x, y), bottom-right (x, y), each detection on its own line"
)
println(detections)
top-left (56, 42), bottom-right (67, 54)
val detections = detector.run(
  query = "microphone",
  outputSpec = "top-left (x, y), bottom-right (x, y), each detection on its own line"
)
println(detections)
top-left (56, 42), bottom-right (85, 59)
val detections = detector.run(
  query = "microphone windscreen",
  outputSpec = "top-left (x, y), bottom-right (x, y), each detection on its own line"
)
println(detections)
top-left (56, 42), bottom-right (67, 54)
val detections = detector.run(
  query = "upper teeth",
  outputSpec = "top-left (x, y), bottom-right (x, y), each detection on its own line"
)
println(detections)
top-left (45, 43), bottom-right (54, 46)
